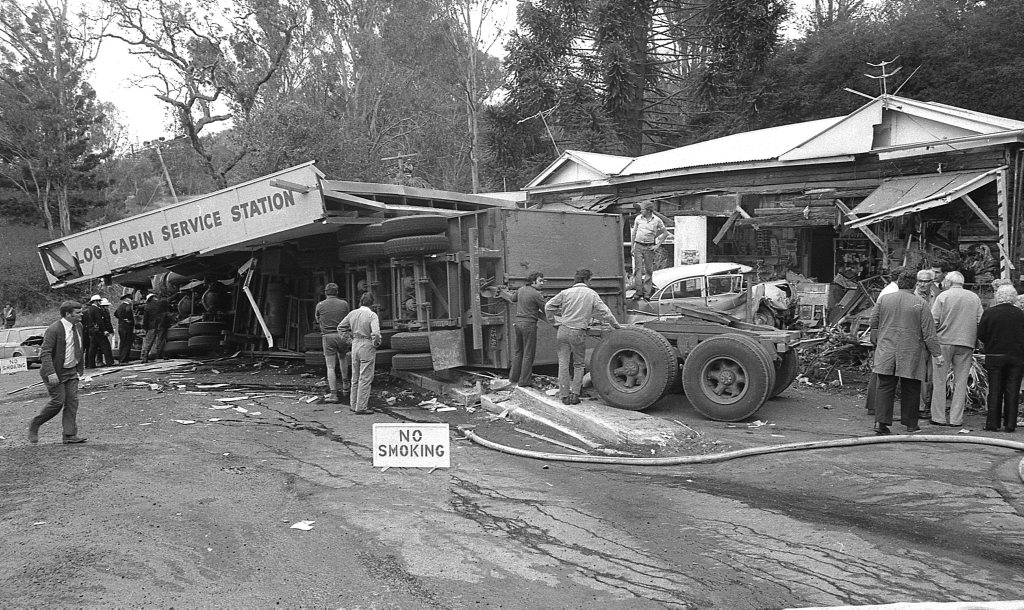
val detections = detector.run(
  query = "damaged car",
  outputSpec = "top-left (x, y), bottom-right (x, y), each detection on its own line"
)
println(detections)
top-left (0, 326), bottom-right (48, 366)
top-left (626, 262), bottom-right (797, 328)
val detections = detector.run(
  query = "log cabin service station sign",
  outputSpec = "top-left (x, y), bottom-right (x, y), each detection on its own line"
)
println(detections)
top-left (372, 423), bottom-right (450, 469)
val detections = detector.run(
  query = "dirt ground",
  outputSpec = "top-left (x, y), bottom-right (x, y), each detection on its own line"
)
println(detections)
top-left (2, 357), bottom-right (1023, 608)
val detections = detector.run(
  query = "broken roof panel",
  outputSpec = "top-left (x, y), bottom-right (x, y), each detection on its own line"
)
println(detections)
top-left (846, 168), bottom-right (1001, 228)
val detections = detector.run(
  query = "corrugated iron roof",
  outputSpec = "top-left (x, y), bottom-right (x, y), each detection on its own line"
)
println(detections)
top-left (620, 117), bottom-right (844, 177)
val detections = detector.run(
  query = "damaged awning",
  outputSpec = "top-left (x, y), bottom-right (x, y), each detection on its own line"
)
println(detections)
top-left (845, 167), bottom-right (1004, 229)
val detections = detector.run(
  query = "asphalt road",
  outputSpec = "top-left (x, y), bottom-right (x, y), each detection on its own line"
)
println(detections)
top-left (2, 360), bottom-right (1023, 608)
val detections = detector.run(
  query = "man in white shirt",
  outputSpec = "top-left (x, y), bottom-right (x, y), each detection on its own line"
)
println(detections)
top-left (338, 292), bottom-right (382, 414)
top-left (29, 301), bottom-right (87, 445)
top-left (630, 202), bottom-right (668, 300)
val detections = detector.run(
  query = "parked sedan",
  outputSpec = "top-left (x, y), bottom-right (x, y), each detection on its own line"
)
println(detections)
top-left (0, 326), bottom-right (49, 366)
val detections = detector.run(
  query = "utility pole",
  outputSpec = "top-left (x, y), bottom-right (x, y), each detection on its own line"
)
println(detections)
top-left (145, 137), bottom-right (179, 205)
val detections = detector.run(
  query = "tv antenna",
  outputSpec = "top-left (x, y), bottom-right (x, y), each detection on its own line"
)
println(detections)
top-left (865, 57), bottom-right (902, 95)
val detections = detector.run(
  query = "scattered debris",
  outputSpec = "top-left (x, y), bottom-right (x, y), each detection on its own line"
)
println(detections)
top-left (172, 420), bottom-right (197, 425)
top-left (215, 396), bottom-right (249, 402)
top-left (289, 520), bottom-right (315, 531)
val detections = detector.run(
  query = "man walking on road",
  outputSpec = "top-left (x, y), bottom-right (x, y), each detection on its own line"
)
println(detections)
top-left (315, 283), bottom-right (351, 404)
top-left (28, 300), bottom-right (87, 445)
top-left (929, 270), bottom-right (983, 427)
top-left (114, 294), bottom-right (135, 364)
top-left (630, 202), bottom-right (667, 300)
top-left (870, 268), bottom-right (944, 435)
top-left (338, 292), bottom-right (381, 414)
top-left (545, 268), bottom-right (621, 405)
top-left (504, 271), bottom-right (546, 388)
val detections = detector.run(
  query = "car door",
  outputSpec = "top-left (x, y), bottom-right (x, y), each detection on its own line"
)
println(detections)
top-left (0, 329), bottom-right (10, 358)
top-left (704, 273), bottom-right (747, 313)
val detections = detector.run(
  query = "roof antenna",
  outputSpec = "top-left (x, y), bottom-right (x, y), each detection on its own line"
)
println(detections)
top-left (865, 57), bottom-right (902, 95)
top-left (517, 104), bottom-right (561, 155)
top-left (891, 65), bottom-right (922, 96)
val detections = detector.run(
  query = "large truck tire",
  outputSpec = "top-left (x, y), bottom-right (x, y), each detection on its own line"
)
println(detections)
top-left (383, 235), bottom-right (450, 258)
top-left (337, 241), bottom-right (387, 261)
top-left (681, 334), bottom-right (774, 422)
top-left (189, 321), bottom-right (227, 337)
top-left (163, 340), bottom-right (190, 356)
top-left (590, 327), bottom-right (677, 411)
top-left (726, 333), bottom-right (778, 397)
top-left (374, 348), bottom-right (398, 367)
top-left (381, 215), bottom-right (448, 239)
top-left (343, 223), bottom-right (386, 244)
top-left (391, 352), bottom-right (434, 371)
top-left (770, 349), bottom-right (799, 398)
top-left (390, 331), bottom-right (431, 353)
top-left (188, 335), bottom-right (223, 350)
top-left (303, 332), bottom-right (323, 351)
top-left (167, 327), bottom-right (190, 341)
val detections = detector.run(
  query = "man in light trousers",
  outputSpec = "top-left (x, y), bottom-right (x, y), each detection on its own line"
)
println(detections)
top-left (545, 268), bottom-right (621, 405)
top-left (930, 270), bottom-right (983, 427)
top-left (338, 292), bottom-right (381, 414)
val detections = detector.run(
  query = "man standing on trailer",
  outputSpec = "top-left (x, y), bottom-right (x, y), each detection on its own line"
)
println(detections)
top-left (630, 202), bottom-right (668, 301)
top-left (315, 283), bottom-right (351, 404)
top-left (545, 268), bottom-right (621, 405)
top-left (338, 292), bottom-right (382, 415)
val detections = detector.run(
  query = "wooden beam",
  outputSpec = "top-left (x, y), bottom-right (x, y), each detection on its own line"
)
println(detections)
top-left (835, 199), bottom-right (887, 255)
top-left (996, 170), bottom-right (1014, 276)
top-left (712, 209), bottom-right (741, 244)
top-left (959, 193), bottom-right (999, 233)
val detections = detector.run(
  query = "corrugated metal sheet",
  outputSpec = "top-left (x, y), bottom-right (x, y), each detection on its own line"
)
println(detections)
top-left (620, 117), bottom-right (843, 177)
top-left (847, 168), bottom-right (1000, 228)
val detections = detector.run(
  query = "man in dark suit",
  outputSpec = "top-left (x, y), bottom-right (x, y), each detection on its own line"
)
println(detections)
top-left (28, 300), bottom-right (87, 445)
top-left (869, 269), bottom-right (944, 435)
top-left (140, 293), bottom-right (169, 363)
top-left (114, 294), bottom-right (136, 364)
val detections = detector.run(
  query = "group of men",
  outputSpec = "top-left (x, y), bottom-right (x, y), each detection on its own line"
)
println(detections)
top-left (504, 268), bottom-right (622, 404)
top-left (869, 266), bottom-right (1024, 435)
top-left (314, 283), bottom-right (382, 414)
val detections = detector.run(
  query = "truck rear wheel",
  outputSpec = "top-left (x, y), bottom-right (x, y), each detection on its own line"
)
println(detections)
top-left (681, 334), bottom-right (774, 422)
top-left (590, 327), bottom-right (677, 411)
top-left (770, 349), bottom-right (799, 398)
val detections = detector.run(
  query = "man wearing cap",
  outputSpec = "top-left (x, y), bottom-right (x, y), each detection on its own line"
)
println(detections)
top-left (630, 202), bottom-right (668, 301)
top-left (83, 295), bottom-right (113, 368)
top-left (929, 270), bottom-right (983, 427)
top-left (114, 294), bottom-right (136, 364)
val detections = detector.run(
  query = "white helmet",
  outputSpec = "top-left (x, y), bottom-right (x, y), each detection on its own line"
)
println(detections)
top-left (89, 294), bottom-right (102, 303)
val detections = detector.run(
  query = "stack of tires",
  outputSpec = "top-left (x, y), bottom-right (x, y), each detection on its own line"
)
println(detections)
top-left (187, 321), bottom-right (227, 355)
top-left (337, 215), bottom-right (450, 262)
top-left (163, 325), bottom-right (192, 358)
top-left (389, 331), bottom-right (434, 371)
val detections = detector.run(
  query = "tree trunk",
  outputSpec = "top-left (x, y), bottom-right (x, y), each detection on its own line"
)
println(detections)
top-left (57, 183), bottom-right (72, 236)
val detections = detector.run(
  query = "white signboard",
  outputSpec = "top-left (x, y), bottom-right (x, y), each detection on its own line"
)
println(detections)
top-left (1, 356), bottom-right (28, 374)
top-left (37, 162), bottom-right (326, 286)
top-left (372, 423), bottom-right (451, 469)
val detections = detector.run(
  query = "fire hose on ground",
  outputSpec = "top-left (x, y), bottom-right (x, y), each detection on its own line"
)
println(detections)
top-left (458, 428), bottom-right (1024, 483)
